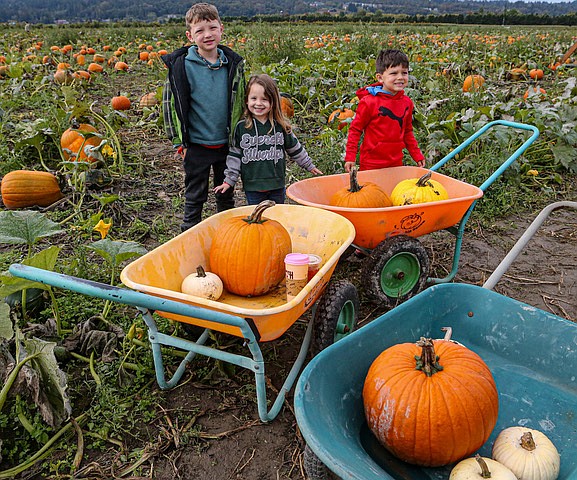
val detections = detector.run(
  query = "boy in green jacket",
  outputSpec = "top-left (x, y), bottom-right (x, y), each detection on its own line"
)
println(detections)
top-left (162, 2), bottom-right (245, 231)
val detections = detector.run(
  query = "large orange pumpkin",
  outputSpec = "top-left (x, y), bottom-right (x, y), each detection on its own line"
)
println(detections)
top-left (1, 170), bottom-right (63, 209)
top-left (330, 167), bottom-right (392, 208)
top-left (209, 200), bottom-right (292, 297)
top-left (60, 123), bottom-right (102, 162)
top-left (363, 336), bottom-right (499, 467)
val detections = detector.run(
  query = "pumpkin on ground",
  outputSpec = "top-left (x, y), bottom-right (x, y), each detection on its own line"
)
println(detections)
top-left (529, 68), bottom-right (544, 80)
top-left (181, 265), bottom-right (224, 301)
top-left (209, 200), bottom-right (291, 297)
top-left (523, 86), bottom-right (547, 101)
top-left (280, 94), bottom-right (294, 118)
top-left (60, 123), bottom-right (102, 162)
top-left (492, 427), bottom-right (560, 480)
top-left (450, 455), bottom-right (517, 480)
top-left (330, 167), bottom-right (392, 208)
top-left (328, 107), bottom-right (355, 130)
top-left (391, 172), bottom-right (449, 206)
top-left (139, 92), bottom-right (159, 107)
top-left (363, 336), bottom-right (499, 467)
top-left (462, 74), bottom-right (485, 92)
top-left (111, 95), bottom-right (131, 110)
top-left (1, 170), bottom-right (63, 209)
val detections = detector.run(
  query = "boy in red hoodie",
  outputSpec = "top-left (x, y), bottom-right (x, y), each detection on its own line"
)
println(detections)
top-left (344, 49), bottom-right (425, 172)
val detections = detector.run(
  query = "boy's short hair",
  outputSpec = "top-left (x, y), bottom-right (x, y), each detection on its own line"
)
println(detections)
top-left (376, 49), bottom-right (409, 73)
top-left (185, 3), bottom-right (221, 28)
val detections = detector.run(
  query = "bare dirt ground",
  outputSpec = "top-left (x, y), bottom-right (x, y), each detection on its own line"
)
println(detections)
top-left (79, 137), bottom-right (576, 480)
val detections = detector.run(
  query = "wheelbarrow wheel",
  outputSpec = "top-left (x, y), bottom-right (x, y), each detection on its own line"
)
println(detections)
top-left (312, 279), bottom-right (359, 355)
top-left (364, 235), bottom-right (429, 307)
top-left (304, 444), bottom-right (334, 480)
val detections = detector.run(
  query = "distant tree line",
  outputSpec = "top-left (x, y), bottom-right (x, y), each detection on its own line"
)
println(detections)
top-left (1, 0), bottom-right (575, 25)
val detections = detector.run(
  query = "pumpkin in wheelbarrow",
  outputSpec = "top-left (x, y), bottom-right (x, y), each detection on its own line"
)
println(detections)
top-left (363, 335), bottom-right (499, 467)
top-left (391, 171), bottom-right (448, 206)
top-left (330, 167), bottom-right (392, 208)
top-left (209, 200), bottom-right (291, 297)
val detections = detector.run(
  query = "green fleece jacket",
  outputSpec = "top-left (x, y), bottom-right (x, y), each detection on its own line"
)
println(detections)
top-left (224, 119), bottom-right (317, 192)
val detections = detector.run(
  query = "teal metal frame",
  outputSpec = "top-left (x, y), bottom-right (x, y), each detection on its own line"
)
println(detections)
top-left (8, 265), bottom-right (313, 422)
top-left (427, 119), bottom-right (540, 285)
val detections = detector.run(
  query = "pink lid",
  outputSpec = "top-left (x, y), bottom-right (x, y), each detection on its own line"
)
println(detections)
top-left (285, 253), bottom-right (310, 265)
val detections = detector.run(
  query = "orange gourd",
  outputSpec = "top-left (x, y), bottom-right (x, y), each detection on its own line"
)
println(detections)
top-left (280, 94), bottom-right (294, 118)
top-left (330, 167), bottom-right (392, 208)
top-left (60, 123), bottom-right (102, 162)
top-left (209, 200), bottom-right (291, 297)
top-left (462, 74), bottom-right (485, 92)
top-left (328, 108), bottom-right (355, 130)
top-left (111, 95), bottom-right (131, 110)
top-left (1, 170), bottom-right (63, 209)
top-left (363, 336), bottom-right (499, 467)
top-left (529, 68), bottom-right (544, 80)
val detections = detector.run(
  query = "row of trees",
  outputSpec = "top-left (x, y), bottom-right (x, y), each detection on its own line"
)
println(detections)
top-left (1, 0), bottom-right (576, 25)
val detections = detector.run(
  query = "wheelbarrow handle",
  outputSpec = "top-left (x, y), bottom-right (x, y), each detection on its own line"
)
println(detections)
top-left (8, 264), bottom-right (253, 334)
top-left (483, 201), bottom-right (577, 290)
top-left (430, 120), bottom-right (540, 193)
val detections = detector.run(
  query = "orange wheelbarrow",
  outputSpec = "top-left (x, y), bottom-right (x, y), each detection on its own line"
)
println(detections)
top-left (287, 120), bottom-right (539, 307)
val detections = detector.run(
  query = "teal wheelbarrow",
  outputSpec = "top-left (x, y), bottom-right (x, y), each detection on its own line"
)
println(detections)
top-left (294, 201), bottom-right (577, 479)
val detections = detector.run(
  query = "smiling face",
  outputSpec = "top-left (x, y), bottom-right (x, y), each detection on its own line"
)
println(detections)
top-left (247, 83), bottom-right (272, 123)
top-left (186, 18), bottom-right (223, 60)
top-left (377, 64), bottom-right (409, 93)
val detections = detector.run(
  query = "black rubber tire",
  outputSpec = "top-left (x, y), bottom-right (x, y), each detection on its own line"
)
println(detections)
top-left (363, 235), bottom-right (429, 308)
top-left (311, 279), bottom-right (359, 355)
top-left (304, 444), bottom-right (332, 480)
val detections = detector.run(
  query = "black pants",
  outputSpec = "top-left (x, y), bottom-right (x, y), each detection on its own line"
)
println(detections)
top-left (182, 144), bottom-right (235, 231)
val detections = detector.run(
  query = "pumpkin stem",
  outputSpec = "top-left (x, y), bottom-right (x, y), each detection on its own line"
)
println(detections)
top-left (196, 265), bottom-right (207, 278)
top-left (348, 166), bottom-right (364, 193)
top-left (441, 326), bottom-right (453, 341)
top-left (520, 432), bottom-right (537, 451)
top-left (414, 337), bottom-right (444, 376)
top-left (416, 171), bottom-right (433, 187)
top-left (475, 454), bottom-right (492, 479)
top-left (245, 200), bottom-right (275, 224)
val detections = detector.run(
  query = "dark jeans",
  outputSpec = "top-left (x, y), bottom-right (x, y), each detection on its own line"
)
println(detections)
top-left (244, 188), bottom-right (285, 206)
top-left (182, 144), bottom-right (235, 231)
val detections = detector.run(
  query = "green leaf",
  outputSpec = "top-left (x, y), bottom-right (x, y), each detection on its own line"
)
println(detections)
top-left (87, 238), bottom-right (147, 267)
top-left (0, 211), bottom-right (64, 246)
top-left (21, 338), bottom-right (72, 428)
top-left (0, 246), bottom-right (61, 296)
top-left (0, 302), bottom-right (13, 341)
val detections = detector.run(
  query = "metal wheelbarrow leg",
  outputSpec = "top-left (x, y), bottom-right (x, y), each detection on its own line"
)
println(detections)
top-left (8, 265), bottom-right (313, 422)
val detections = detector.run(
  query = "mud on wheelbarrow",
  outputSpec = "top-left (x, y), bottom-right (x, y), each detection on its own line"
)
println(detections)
top-left (287, 120), bottom-right (540, 307)
top-left (294, 201), bottom-right (577, 480)
top-left (10, 203), bottom-right (359, 422)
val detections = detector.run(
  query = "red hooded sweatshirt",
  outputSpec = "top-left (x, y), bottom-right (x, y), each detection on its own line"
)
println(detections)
top-left (345, 83), bottom-right (424, 170)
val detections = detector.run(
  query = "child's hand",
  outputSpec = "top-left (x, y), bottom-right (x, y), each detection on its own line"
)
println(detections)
top-left (344, 161), bottom-right (356, 173)
top-left (309, 167), bottom-right (323, 175)
top-left (416, 159), bottom-right (426, 168)
top-left (214, 183), bottom-right (231, 194)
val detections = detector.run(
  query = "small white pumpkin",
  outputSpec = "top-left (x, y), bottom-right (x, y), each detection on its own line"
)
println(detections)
top-left (181, 266), bottom-right (223, 300)
top-left (492, 427), bottom-right (560, 480)
top-left (450, 455), bottom-right (517, 480)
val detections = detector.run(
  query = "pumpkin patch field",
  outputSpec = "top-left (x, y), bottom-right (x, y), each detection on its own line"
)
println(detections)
top-left (0, 20), bottom-right (576, 479)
